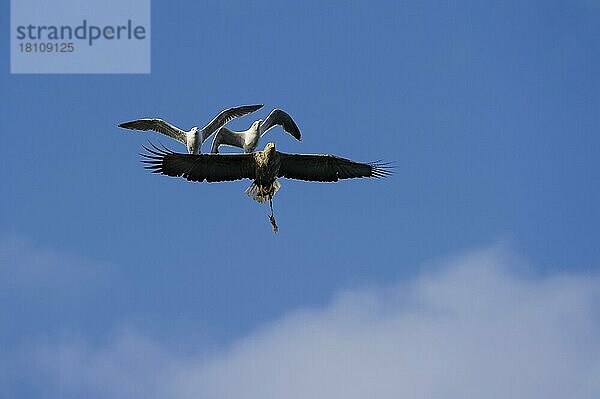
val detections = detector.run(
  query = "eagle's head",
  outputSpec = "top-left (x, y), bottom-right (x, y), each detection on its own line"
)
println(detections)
top-left (264, 142), bottom-right (276, 153)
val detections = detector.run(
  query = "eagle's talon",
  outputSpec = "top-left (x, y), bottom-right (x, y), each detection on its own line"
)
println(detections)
top-left (269, 214), bottom-right (279, 233)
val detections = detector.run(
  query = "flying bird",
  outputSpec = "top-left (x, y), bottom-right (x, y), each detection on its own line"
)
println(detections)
top-left (210, 109), bottom-right (301, 154)
top-left (118, 104), bottom-right (264, 154)
top-left (141, 141), bottom-right (391, 232)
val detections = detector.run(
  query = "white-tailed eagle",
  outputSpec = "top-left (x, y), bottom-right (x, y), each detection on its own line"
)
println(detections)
top-left (141, 142), bottom-right (391, 232)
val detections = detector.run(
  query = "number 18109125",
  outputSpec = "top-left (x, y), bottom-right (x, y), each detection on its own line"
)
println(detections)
top-left (19, 42), bottom-right (74, 52)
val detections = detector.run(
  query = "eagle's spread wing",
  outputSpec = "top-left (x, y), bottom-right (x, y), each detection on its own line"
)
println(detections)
top-left (141, 143), bottom-right (256, 183)
top-left (277, 153), bottom-right (391, 182)
top-left (119, 119), bottom-right (187, 144)
top-left (201, 104), bottom-right (264, 141)
top-left (260, 109), bottom-right (301, 141)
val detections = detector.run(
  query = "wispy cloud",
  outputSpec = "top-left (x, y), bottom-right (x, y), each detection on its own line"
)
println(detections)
top-left (0, 236), bottom-right (122, 398)
top-left (3, 245), bottom-right (600, 398)
top-left (20, 331), bottom-right (175, 399)
top-left (0, 236), bottom-right (116, 297)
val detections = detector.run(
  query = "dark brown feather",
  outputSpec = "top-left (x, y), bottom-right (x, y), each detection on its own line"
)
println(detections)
top-left (277, 153), bottom-right (391, 182)
top-left (141, 143), bottom-right (256, 183)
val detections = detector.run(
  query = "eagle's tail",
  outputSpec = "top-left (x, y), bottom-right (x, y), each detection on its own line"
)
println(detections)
top-left (245, 179), bottom-right (282, 203)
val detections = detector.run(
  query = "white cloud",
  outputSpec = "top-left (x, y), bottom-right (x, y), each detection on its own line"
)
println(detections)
top-left (6, 245), bottom-right (600, 398)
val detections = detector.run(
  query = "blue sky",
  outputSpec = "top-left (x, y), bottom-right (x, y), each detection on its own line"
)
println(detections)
top-left (1, 1), bottom-right (600, 397)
